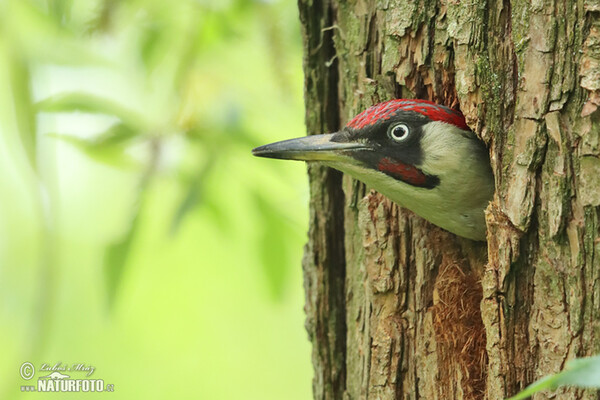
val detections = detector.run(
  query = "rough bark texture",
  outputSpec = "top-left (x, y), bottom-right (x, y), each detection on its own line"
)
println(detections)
top-left (298, 0), bottom-right (600, 399)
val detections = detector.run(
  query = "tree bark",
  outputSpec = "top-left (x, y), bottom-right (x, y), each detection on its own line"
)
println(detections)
top-left (298, 0), bottom-right (600, 399)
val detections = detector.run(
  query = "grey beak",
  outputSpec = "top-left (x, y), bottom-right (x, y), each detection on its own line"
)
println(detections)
top-left (252, 133), bottom-right (367, 162)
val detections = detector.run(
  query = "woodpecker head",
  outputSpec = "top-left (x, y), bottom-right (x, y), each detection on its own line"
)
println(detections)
top-left (252, 99), bottom-right (494, 241)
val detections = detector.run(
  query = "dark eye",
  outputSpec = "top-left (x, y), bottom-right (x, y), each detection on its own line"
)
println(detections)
top-left (388, 123), bottom-right (410, 142)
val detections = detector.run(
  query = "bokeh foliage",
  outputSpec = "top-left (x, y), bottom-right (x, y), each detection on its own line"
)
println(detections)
top-left (0, 0), bottom-right (311, 398)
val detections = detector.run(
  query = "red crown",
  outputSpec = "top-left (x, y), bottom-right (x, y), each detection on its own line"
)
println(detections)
top-left (346, 99), bottom-right (469, 131)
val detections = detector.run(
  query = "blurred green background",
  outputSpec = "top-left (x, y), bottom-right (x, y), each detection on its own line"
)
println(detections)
top-left (0, 0), bottom-right (312, 398)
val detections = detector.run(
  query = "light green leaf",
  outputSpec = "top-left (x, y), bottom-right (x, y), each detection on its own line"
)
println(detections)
top-left (47, 0), bottom-right (73, 24)
top-left (8, 51), bottom-right (37, 171)
top-left (47, 124), bottom-right (138, 168)
top-left (91, 122), bottom-right (138, 147)
top-left (104, 202), bottom-right (142, 309)
top-left (169, 158), bottom-right (214, 236)
top-left (252, 190), bottom-right (291, 301)
top-left (36, 92), bottom-right (145, 130)
top-left (507, 355), bottom-right (600, 400)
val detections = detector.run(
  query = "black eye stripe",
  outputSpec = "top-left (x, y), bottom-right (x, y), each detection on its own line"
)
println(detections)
top-left (341, 112), bottom-right (426, 169)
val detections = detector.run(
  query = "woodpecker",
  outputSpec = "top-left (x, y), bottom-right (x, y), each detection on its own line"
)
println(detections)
top-left (252, 99), bottom-right (494, 241)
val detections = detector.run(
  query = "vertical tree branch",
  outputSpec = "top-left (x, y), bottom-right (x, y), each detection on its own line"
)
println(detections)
top-left (298, 0), bottom-right (346, 399)
top-left (298, 0), bottom-right (600, 399)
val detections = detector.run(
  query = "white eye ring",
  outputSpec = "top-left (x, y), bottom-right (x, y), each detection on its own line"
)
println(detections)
top-left (389, 123), bottom-right (410, 141)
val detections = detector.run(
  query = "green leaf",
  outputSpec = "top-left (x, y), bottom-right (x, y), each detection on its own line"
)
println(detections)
top-left (7, 48), bottom-right (37, 170)
top-left (252, 190), bottom-right (290, 301)
top-left (47, 124), bottom-right (138, 168)
top-left (92, 123), bottom-right (138, 147)
top-left (557, 356), bottom-right (600, 387)
top-left (47, 0), bottom-right (73, 24)
top-left (36, 92), bottom-right (145, 130)
top-left (507, 355), bottom-right (600, 400)
top-left (104, 202), bottom-right (142, 309)
top-left (169, 155), bottom-right (216, 235)
top-left (202, 195), bottom-right (231, 233)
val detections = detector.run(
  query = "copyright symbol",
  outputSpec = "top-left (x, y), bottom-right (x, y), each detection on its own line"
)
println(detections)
top-left (20, 362), bottom-right (34, 380)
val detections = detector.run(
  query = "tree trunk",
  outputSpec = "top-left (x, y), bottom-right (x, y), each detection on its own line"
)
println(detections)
top-left (297, 0), bottom-right (600, 399)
